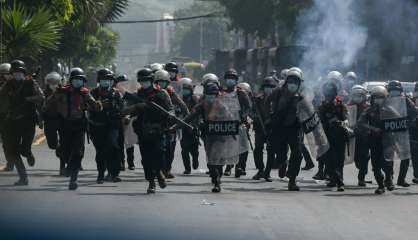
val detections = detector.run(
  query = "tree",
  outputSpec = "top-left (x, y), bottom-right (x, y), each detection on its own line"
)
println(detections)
top-left (1, 3), bottom-right (62, 61)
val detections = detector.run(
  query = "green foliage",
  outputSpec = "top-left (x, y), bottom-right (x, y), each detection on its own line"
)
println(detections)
top-left (1, 3), bottom-right (62, 60)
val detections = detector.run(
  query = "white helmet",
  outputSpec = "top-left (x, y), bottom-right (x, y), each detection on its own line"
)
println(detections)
top-left (202, 73), bottom-right (219, 86)
top-left (370, 86), bottom-right (388, 98)
top-left (154, 70), bottom-right (170, 82)
top-left (327, 71), bottom-right (343, 81)
top-left (289, 67), bottom-right (303, 80)
top-left (180, 77), bottom-right (193, 87)
top-left (351, 84), bottom-right (367, 96)
top-left (345, 71), bottom-right (357, 80)
top-left (0, 63), bottom-right (11, 74)
top-left (150, 63), bottom-right (164, 73)
top-left (45, 72), bottom-right (62, 85)
top-left (237, 82), bottom-right (252, 93)
top-left (280, 69), bottom-right (289, 79)
top-left (286, 69), bottom-right (303, 82)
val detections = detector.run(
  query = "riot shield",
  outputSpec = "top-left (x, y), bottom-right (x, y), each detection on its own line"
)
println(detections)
top-left (345, 105), bottom-right (357, 165)
top-left (297, 97), bottom-right (329, 160)
top-left (123, 116), bottom-right (138, 148)
top-left (204, 94), bottom-right (241, 165)
top-left (380, 96), bottom-right (411, 161)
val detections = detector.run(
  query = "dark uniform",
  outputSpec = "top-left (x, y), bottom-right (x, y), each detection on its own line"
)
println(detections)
top-left (126, 84), bottom-right (174, 193)
top-left (411, 96), bottom-right (418, 183)
top-left (90, 87), bottom-right (124, 183)
top-left (268, 86), bottom-right (303, 190)
top-left (46, 81), bottom-right (102, 190)
top-left (0, 64), bottom-right (44, 184)
top-left (181, 94), bottom-right (200, 173)
top-left (43, 86), bottom-right (66, 175)
top-left (318, 96), bottom-right (348, 190)
top-left (164, 86), bottom-right (189, 177)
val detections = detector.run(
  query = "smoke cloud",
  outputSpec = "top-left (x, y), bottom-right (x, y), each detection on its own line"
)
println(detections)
top-left (296, 0), bottom-right (367, 82)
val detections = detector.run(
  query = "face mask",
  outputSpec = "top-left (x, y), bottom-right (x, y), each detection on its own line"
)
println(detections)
top-left (389, 90), bottom-right (401, 97)
top-left (99, 80), bottom-right (113, 89)
top-left (264, 87), bottom-right (273, 96)
top-left (141, 81), bottom-right (152, 89)
top-left (225, 79), bottom-right (237, 88)
top-left (374, 98), bottom-right (385, 106)
top-left (183, 89), bottom-right (192, 97)
top-left (351, 95), bottom-right (364, 104)
top-left (13, 72), bottom-right (25, 81)
top-left (156, 81), bottom-right (169, 89)
top-left (49, 84), bottom-right (58, 92)
top-left (205, 95), bottom-right (216, 103)
top-left (71, 79), bottom-right (84, 88)
top-left (287, 83), bottom-right (299, 93)
top-left (169, 72), bottom-right (177, 79)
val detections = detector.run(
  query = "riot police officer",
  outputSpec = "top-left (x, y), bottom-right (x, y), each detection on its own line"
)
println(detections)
top-left (0, 63), bottom-right (14, 171)
top-left (165, 62), bottom-right (180, 82)
top-left (46, 67), bottom-right (102, 190)
top-left (252, 77), bottom-right (277, 180)
top-left (0, 60), bottom-right (45, 185)
top-left (386, 80), bottom-right (417, 187)
top-left (357, 86), bottom-right (393, 194)
top-left (267, 69), bottom-right (305, 191)
top-left (43, 72), bottom-right (65, 175)
top-left (89, 69), bottom-right (124, 184)
top-left (318, 76), bottom-right (349, 192)
top-left (349, 85), bottom-right (371, 186)
top-left (123, 68), bottom-right (173, 194)
top-left (179, 77), bottom-right (200, 174)
top-left (222, 69), bottom-right (251, 178)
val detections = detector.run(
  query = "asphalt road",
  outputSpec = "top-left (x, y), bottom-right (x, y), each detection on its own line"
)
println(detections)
top-left (1, 139), bottom-right (418, 240)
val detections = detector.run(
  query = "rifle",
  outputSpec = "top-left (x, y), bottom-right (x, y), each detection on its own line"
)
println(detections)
top-left (146, 100), bottom-right (194, 131)
top-left (251, 95), bottom-right (269, 144)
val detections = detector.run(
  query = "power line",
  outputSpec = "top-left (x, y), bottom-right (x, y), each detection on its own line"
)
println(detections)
top-left (104, 12), bottom-right (221, 24)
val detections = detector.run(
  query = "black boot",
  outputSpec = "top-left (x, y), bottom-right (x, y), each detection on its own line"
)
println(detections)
top-left (212, 177), bottom-right (221, 193)
top-left (235, 167), bottom-right (243, 178)
top-left (385, 178), bottom-right (395, 191)
top-left (69, 170), bottom-right (79, 190)
top-left (301, 162), bottom-right (315, 171)
top-left (97, 172), bottom-right (104, 184)
top-left (2, 162), bottom-right (14, 172)
top-left (14, 178), bottom-right (28, 186)
top-left (157, 172), bottom-right (167, 189)
top-left (288, 179), bottom-right (300, 191)
top-left (224, 165), bottom-right (232, 176)
top-left (147, 180), bottom-right (156, 194)
top-left (313, 169), bottom-right (325, 180)
top-left (252, 170), bottom-right (264, 180)
top-left (278, 164), bottom-right (287, 179)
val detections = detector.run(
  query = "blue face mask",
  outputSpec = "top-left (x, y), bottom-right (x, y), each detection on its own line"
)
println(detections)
top-left (226, 79), bottom-right (237, 88)
top-left (141, 81), bottom-right (152, 89)
top-left (13, 72), bottom-right (25, 81)
top-left (205, 95), bottom-right (216, 103)
top-left (264, 87), bottom-right (273, 96)
top-left (157, 81), bottom-right (169, 89)
top-left (287, 83), bottom-right (299, 93)
top-left (183, 89), bottom-right (192, 97)
top-left (99, 80), bottom-right (113, 89)
top-left (71, 79), bottom-right (84, 88)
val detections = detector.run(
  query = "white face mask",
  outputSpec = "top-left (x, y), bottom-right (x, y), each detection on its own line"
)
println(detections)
top-left (141, 81), bottom-right (152, 89)
top-left (389, 90), bottom-right (401, 97)
top-left (71, 79), bottom-right (84, 88)
top-left (287, 83), bottom-right (299, 93)
top-left (99, 80), bottom-right (113, 89)
top-left (13, 72), bottom-right (25, 81)
top-left (226, 79), bottom-right (237, 88)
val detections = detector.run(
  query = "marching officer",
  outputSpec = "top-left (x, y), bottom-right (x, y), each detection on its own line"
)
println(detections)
top-left (46, 68), bottom-right (102, 190)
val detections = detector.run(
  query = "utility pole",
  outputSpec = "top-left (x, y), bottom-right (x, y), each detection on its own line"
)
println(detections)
top-left (199, 18), bottom-right (203, 63)
top-left (0, 0), bottom-right (4, 63)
